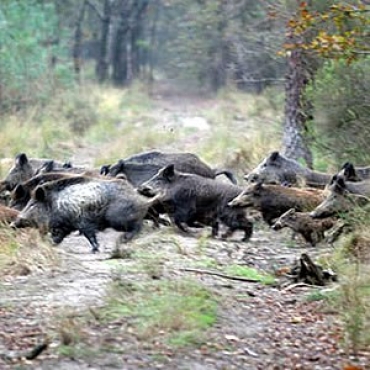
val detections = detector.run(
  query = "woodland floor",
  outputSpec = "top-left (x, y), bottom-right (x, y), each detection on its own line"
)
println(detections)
top-left (0, 86), bottom-right (369, 370)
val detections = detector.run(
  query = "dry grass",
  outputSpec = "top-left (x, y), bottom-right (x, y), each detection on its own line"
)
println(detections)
top-left (0, 227), bottom-right (59, 277)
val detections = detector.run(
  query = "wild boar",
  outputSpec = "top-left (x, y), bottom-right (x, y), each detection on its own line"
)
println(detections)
top-left (310, 176), bottom-right (370, 218)
top-left (325, 175), bottom-right (370, 196)
top-left (228, 181), bottom-right (325, 225)
top-left (34, 160), bottom-right (75, 175)
top-left (10, 176), bottom-right (162, 253)
top-left (336, 162), bottom-right (370, 182)
top-left (107, 150), bottom-right (238, 185)
top-left (137, 164), bottom-right (253, 241)
top-left (244, 151), bottom-right (332, 188)
top-left (244, 151), bottom-right (369, 189)
top-left (9, 172), bottom-right (82, 211)
top-left (271, 208), bottom-right (336, 246)
top-left (0, 153), bottom-right (67, 193)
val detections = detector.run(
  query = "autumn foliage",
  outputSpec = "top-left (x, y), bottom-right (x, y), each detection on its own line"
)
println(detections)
top-left (273, 1), bottom-right (370, 63)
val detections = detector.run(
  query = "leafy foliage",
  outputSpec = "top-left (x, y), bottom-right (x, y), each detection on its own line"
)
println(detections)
top-left (307, 57), bottom-right (370, 164)
top-left (0, 1), bottom-right (74, 110)
top-left (279, 1), bottom-right (370, 63)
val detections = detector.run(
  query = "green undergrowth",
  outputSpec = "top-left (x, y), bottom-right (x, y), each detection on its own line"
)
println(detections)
top-left (315, 211), bottom-right (370, 354)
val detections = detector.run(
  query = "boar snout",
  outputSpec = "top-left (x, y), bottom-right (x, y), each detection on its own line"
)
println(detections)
top-left (244, 173), bottom-right (259, 182)
top-left (309, 211), bottom-right (319, 218)
top-left (137, 185), bottom-right (157, 197)
top-left (10, 216), bottom-right (34, 229)
top-left (271, 222), bottom-right (282, 231)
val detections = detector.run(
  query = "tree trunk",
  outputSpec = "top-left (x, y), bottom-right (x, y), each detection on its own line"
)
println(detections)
top-left (111, 1), bottom-right (130, 86)
top-left (72, 0), bottom-right (87, 81)
top-left (95, 0), bottom-right (112, 83)
top-left (282, 48), bottom-right (313, 169)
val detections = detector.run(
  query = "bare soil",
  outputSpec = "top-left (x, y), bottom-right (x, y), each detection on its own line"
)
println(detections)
top-left (0, 89), bottom-right (369, 370)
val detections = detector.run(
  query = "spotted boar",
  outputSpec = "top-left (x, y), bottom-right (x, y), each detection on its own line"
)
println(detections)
top-left (138, 164), bottom-right (253, 241)
top-left (228, 182), bottom-right (326, 225)
top-left (271, 208), bottom-right (336, 246)
top-left (10, 176), bottom-right (161, 253)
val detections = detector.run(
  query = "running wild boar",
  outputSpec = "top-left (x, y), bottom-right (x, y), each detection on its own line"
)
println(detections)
top-left (228, 181), bottom-right (326, 225)
top-left (271, 208), bottom-right (336, 246)
top-left (138, 164), bottom-right (253, 241)
top-left (11, 176), bottom-right (161, 253)
top-left (106, 150), bottom-right (238, 185)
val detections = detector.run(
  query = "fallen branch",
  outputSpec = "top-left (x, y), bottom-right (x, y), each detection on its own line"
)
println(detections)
top-left (0, 340), bottom-right (49, 363)
top-left (179, 268), bottom-right (262, 283)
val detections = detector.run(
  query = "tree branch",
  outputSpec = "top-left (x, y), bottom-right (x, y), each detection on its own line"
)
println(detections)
top-left (86, 0), bottom-right (103, 20)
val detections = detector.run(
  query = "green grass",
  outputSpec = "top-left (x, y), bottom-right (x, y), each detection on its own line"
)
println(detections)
top-left (305, 288), bottom-right (339, 302)
top-left (223, 265), bottom-right (276, 285)
top-left (100, 278), bottom-right (218, 347)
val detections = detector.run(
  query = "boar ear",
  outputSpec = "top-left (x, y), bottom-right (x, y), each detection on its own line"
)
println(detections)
top-left (63, 161), bottom-right (72, 169)
top-left (270, 151), bottom-right (279, 162)
top-left (114, 160), bottom-right (125, 173)
top-left (341, 161), bottom-right (351, 170)
top-left (34, 186), bottom-right (46, 202)
top-left (13, 184), bottom-right (26, 199)
top-left (15, 153), bottom-right (28, 167)
top-left (44, 160), bottom-right (55, 172)
top-left (100, 164), bottom-right (111, 175)
top-left (334, 176), bottom-right (346, 194)
top-left (344, 163), bottom-right (356, 180)
top-left (329, 174), bottom-right (337, 185)
top-left (163, 164), bottom-right (175, 181)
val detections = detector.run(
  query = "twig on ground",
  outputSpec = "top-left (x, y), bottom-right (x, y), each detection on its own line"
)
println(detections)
top-left (179, 267), bottom-right (261, 283)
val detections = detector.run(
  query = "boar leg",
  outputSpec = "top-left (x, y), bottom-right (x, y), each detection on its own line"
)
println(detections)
top-left (81, 230), bottom-right (100, 253)
top-left (242, 220), bottom-right (253, 241)
top-left (121, 223), bottom-right (142, 243)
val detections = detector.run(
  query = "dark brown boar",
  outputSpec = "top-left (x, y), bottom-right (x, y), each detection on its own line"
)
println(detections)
top-left (138, 164), bottom-right (253, 241)
top-left (228, 181), bottom-right (326, 225)
top-left (107, 150), bottom-right (238, 185)
top-left (10, 176), bottom-right (161, 253)
top-left (271, 208), bottom-right (336, 246)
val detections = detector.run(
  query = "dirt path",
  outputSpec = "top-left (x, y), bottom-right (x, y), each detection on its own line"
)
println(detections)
top-left (0, 92), bottom-right (369, 370)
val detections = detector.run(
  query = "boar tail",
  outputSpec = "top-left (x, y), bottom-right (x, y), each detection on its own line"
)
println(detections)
top-left (214, 169), bottom-right (238, 185)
